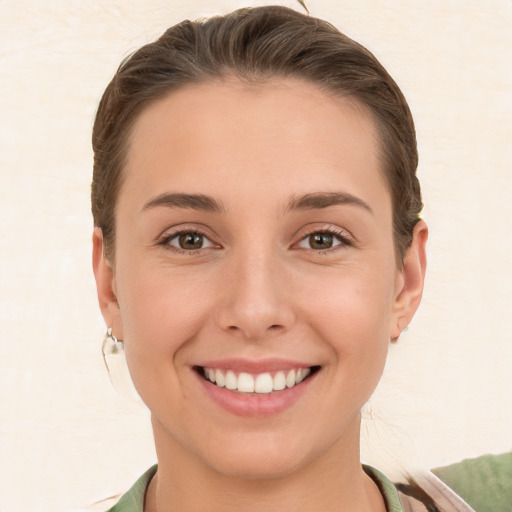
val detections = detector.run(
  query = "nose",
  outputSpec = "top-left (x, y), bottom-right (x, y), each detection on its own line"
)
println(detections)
top-left (216, 250), bottom-right (295, 341)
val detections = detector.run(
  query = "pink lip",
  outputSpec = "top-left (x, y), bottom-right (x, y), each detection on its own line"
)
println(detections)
top-left (194, 359), bottom-right (319, 418)
top-left (196, 357), bottom-right (313, 373)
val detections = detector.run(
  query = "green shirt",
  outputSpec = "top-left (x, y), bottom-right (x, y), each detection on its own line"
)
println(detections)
top-left (432, 452), bottom-right (512, 512)
top-left (106, 464), bottom-right (405, 512)
top-left (107, 465), bottom-right (156, 512)
top-left (105, 453), bottom-right (512, 512)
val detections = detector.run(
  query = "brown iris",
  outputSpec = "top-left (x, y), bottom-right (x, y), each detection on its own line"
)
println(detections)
top-left (309, 233), bottom-right (334, 250)
top-left (178, 233), bottom-right (204, 250)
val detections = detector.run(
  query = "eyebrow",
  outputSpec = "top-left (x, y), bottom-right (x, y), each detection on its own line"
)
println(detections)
top-left (141, 191), bottom-right (372, 215)
top-left (142, 193), bottom-right (225, 213)
top-left (286, 192), bottom-right (373, 214)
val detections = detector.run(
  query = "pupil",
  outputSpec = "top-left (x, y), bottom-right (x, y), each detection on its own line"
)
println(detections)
top-left (179, 233), bottom-right (203, 249)
top-left (310, 233), bottom-right (333, 249)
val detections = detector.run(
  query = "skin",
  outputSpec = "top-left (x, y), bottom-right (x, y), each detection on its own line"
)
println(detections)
top-left (93, 78), bottom-right (427, 512)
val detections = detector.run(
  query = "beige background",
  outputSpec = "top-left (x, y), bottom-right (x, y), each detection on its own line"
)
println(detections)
top-left (1, 1), bottom-right (511, 510)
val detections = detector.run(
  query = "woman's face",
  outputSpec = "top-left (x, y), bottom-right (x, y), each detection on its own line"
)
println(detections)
top-left (94, 78), bottom-right (426, 479)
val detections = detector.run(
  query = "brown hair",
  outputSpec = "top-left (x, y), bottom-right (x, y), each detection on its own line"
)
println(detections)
top-left (92, 5), bottom-right (422, 262)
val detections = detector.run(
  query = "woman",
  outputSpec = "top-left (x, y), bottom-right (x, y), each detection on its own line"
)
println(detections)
top-left (91, 5), bottom-right (433, 511)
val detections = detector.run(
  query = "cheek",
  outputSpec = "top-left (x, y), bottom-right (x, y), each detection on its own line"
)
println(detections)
top-left (297, 262), bottom-right (395, 333)
top-left (114, 259), bottom-right (218, 384)
top-left (296, 264), bottom-right (394, 378)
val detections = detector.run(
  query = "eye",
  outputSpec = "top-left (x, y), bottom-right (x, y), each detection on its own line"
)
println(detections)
top-left (297, 231), bottom-right (348, 251)
top-left (164, 231), bottom-right (215, 251)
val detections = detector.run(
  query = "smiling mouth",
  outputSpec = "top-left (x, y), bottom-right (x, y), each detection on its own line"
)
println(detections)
top-left (195, 366), bottom-right (320, 394)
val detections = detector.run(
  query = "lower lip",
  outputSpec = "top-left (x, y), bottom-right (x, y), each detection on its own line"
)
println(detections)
top-left (196, 371), bottom-right (316, 417)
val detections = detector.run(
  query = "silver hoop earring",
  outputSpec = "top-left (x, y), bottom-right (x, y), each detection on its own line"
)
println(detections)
top-left (101, 328), bottom-right (141, 402)
top-left (102, 327), bottom-right (124, 359)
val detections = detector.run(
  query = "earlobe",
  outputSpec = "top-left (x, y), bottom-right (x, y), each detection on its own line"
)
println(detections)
top-left (92, 227), bottom-right (123, 337)
top-left (390, 220), bottom-right (428, 340)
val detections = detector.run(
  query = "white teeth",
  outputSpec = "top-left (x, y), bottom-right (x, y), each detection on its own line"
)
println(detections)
top-left (254, 373), bottom-right (273, 393)
top-left (273, 371), bottom-right (286, 391)
top-left (225, 370), bottom-right (237, 390)
top-left (237, 372), bottom-right (255, 393)
top-left (295, 368), bottom-right (311, 384)
top-left (215, 369), bottom-right (225, 387)
top-left (202, 367), bottom-right (313, 393)
top-left (285, 369), bottom-right (296, 388)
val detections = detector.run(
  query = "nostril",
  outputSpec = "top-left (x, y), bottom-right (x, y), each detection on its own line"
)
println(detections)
top-left (227, 324), bottom-right (282, 332)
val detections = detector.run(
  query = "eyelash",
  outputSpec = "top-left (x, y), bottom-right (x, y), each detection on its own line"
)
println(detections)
top-left (157, 227), bottom-right (353, 254)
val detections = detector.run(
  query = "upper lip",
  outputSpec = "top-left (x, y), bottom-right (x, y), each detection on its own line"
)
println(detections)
top-left (195, 358), bottom-right (317, 374)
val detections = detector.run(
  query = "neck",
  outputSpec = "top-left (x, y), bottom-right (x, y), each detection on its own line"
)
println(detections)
top-left (145, 416), bottom-right (386, 512)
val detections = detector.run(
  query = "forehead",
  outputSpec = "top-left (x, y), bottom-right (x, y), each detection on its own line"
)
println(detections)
top-left (122, 77), bottom-right (390, 215)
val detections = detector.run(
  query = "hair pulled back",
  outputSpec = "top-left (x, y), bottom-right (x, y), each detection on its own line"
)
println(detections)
top-left (92, 5), bottom-right (422, 261)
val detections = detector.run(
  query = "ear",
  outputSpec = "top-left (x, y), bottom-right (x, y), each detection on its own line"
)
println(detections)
top-left (92, 227), bottom-right (123, 339)
top-left (390, 220), bottom-right (428, 340)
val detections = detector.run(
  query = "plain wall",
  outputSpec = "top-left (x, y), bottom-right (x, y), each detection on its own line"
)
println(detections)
top-left (0, 1), bottom-right (511, 510)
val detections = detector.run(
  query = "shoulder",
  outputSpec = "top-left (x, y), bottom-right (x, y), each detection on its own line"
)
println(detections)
top-left (397, 452), bottom-right (512, 512)
top-left (432, 452), bottom-right (512, 512)
top-left (72, 465), bottom-right (157, 512)
top-left (107, 465), bottom-right (157, 512)
top-left (68, 495), bottom-right (122, 512)
top-left (364, 464), bottom-right (426, 512)
top-left (398, 471), bottom-right (477, 512)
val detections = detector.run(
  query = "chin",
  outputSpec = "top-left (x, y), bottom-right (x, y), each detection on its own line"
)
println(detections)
top-left (196, 430), bottom-right (320, 481)
top-left (208, 450), bottom-right (304, 481)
